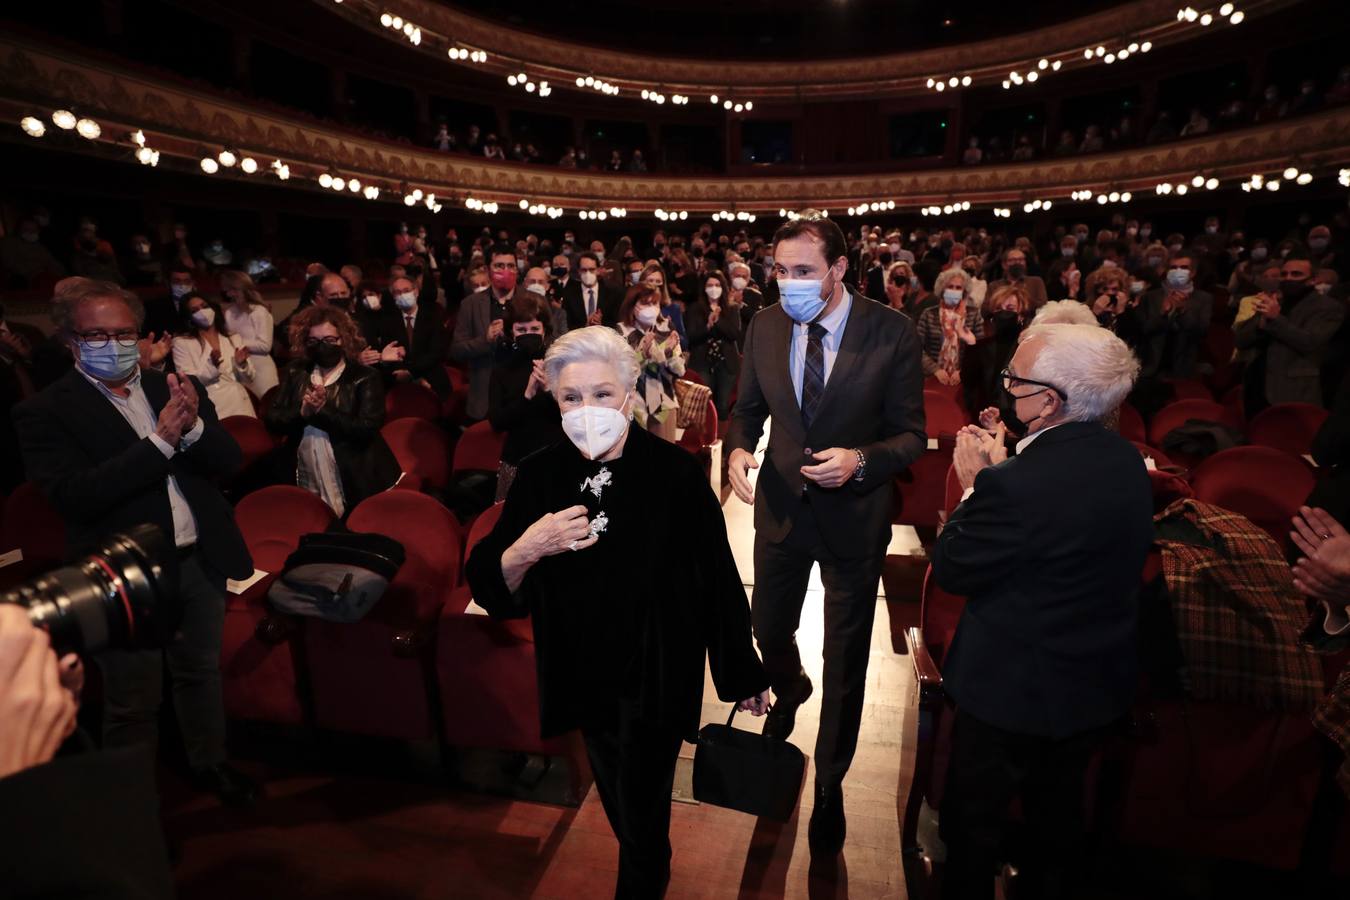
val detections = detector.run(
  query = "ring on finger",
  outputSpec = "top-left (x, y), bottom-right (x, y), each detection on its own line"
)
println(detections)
top-left (1321, 532), bottom-right (1333, 540)
top-left (568, 540), bottom-right (579, 551)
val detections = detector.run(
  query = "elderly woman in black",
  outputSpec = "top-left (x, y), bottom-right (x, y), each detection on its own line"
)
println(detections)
top-left (466, 326), bottom-right (770, 899)
top-left (264, 305), bottom-right (400, 517)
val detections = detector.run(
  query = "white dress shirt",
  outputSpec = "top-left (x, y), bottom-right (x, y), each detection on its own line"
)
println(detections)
top-left (788, 290), bottom-right (853, 406)
top-left (78, 366), bottom-right (203, 548)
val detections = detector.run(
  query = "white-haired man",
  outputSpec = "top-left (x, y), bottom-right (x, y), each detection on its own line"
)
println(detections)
top-left (932, 323), bottom-right (1153, 899)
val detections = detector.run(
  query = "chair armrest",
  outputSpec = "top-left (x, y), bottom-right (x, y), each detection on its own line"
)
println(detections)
top-left (907, 626), bottom-right (945, 706)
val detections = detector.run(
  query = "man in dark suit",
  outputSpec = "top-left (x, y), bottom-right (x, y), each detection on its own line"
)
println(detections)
top-left (451, 244), bottom-right (515, 421)
top-left (376, 274), bottom-right (451, 398)
top-left (13, 280), bottom-right (259, 805)
top-left (1137, 249), bottom-right (1214, 380)
top-left (933, 323), bottom-right (1153, 899)
top-left (562, 251), bottom-right (621, 330)
top-left (726, 209), bottom-right (926, 856)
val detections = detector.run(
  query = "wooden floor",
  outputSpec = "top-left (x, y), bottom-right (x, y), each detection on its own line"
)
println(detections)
top-left (166, 452), bottom-right (934, 899)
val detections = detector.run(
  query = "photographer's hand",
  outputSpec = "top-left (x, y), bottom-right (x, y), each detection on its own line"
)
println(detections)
top-left (0, 606), bottom-right (78, 779)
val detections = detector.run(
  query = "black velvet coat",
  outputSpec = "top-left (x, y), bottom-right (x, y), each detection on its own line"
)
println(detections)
top-left (465, 425), bottom-right (768, 740)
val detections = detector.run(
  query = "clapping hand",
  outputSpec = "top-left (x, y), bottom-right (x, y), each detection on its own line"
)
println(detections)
top-left (978, 407), bottom-right (1002, 431)
top-left (953, 422), bottom-right (1008, 490)
top-left (301, 381), bottom-right (327, 417)
top-left (1290, 507), bottom-right (1350, 602)
top-left (234, 345), bottom-right (250, 366)
top-left (0, 329), bottom-right (32, 360)
top-left (380, 341), bottom-right (406, 362)
top-left (0, 606), bottom-right (80, 779)
top-left (587, 309), bottom-right (604, 327)
top-left (358, 348), bottom-right (381, 366)
top-left (154, 374), bottom-right (198, 446)
top-left (487, 320), bottom-right (505, 341)
top-left (524, 359), bottom-right (548, 399)
top-left (1254, 294), bottom-right (1283, 321)
top-left (209, 347), bottom-right (223, 368)
top-left (138, 331), bottom-right (172, 369)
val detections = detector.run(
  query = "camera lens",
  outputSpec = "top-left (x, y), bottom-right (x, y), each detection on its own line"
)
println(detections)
top-left (0, 524), bottom-right (174, 655)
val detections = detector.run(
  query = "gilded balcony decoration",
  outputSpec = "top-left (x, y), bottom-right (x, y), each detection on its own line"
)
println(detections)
top-left (3, 36), bottom-right (1350, 215)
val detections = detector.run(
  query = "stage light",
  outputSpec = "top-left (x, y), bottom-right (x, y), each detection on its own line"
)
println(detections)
top-left (240, 157), bottom-right (258, 174)
top-left (200, 157), bottom-right (219, 174)
top-left (20, 116), bottom-right (44, 137)
top-left (52, 109), bottom-right (76, 130)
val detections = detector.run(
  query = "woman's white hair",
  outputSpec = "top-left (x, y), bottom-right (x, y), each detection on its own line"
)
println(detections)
top-left (544, 325), bottom-right (641, 396)
top-left (1029, 299), bottom-right (1098, 328)
top-left (1019, 323), bottom-right (1140, 423)
top-left (933, 267), bottom-right (969, 298)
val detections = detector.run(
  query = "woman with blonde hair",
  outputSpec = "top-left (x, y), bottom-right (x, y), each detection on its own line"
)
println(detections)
top-left (884, 260), bottom-right (918, 315)
top-left (916, 267), bottom-right (983, 386)
top-left (220, 269), bottom-right (279, 398)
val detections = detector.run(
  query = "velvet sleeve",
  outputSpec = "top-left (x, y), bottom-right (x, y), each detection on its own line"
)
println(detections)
top-left (464, 457), bottom-right (547, 619)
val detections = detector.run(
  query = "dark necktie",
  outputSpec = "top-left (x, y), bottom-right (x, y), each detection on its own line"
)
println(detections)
top-left (586, 287), bottom-right (595, 317)
top-left (801, 323), bottom-right (826, 429)
top-left (405, 315), bottom-right (415, 350)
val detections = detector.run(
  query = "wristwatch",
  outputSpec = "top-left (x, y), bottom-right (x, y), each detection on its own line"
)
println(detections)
top-left (852, 448), bottom-right (867, 482)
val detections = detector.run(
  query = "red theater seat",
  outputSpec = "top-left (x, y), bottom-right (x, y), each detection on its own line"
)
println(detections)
top-left (223, 486), bottom-right (335, 725)
top-left (385, 382), bottom-right (442, 421)
top-left (219, 415), bottom-right (275, 472)
top-left (304, 491), bottom-right (463, 740)
top-left (381, 418), bottom-right (453, 490)
top-left (1146, 399), bottom-right (1234, 451)
top-left (896, 392), bottom-right (970, 529)
top-left (452, 420), bottom-right (507, 476)
top-left (1246, 403), bottom-right (1329, 458)
top-left (1164, 378), bottom-right (1214, 402)
top-left (0, 483), bottom-right (65, 589)
top-left (1117, 403), bottom-right (1146, 444)
top-left (1189, 446), bottom-right (1316, 549)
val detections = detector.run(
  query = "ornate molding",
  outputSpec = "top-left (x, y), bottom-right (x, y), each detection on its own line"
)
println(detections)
top-left (321, 0), bottom-right (1295, 99)
top-left (4, 37), bottom-right (1349, 214)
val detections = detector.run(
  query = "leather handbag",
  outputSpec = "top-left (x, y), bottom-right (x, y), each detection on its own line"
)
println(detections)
top-left (692, 705), bottom-right (806, 821)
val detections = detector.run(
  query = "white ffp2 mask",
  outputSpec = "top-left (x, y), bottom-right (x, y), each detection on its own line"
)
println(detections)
top-left (562, 402), bottom-right (631, 460)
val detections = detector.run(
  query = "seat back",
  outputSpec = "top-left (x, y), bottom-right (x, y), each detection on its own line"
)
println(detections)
top-left (1189, 446), bottom-right (1316, 547)
top-left (219, 415), bottom-right (276, 470)
top-left (1165, 378), bottom-right (1214, 402)
top-left (466, 502), bottom-right (505, 561)
top-left (1246, 403), bottom-right (1329, 457)
top-left (1132, 442), bottom-right (1175, 469)
top-left (919, 564), bottom-right (967, 671)
top-left (1146, 399), bottom-right (1232, 448)
top-left (384, 382), bottom-right (442, 421)
top-left (381, 418), bottom-right (453, 490)
top-left (452, 420), bottom-right (507, 475)
top-left (923, 390), bottom-right (969, 440)
top-left (944, 462), bottom-right (964, 520)
top-left (1117, 402), bottom-right (1147, 444)
top-left (0, 483), bottom-right (65, 571)
top-left (234, 485), bottom-right (335, 572)
top-left (346, 490), bottom-right (464, 624)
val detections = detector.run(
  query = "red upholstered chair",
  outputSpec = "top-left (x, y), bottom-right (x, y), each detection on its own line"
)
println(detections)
top-left (1201, 323), bottom-right (1239, 393)
top-left (1164, 378), bottom-right (1214, 402)
top-left (0, 483), bottom-right (65, 589)
top-left (1221, 384), bottom-right (1245, 428)
top-left (1146, 399), bottom-right (1233, 450)
top-left (259, 385), bottom-right (281, 417)
top-left (1117, 403), bottom-right (1147, 444)
top-left (452, 420), bottom-right (507, 476)
top-left (381, 418), bottom-right (453, 491)
top-left (1246, 403), bottom-right (1330, 458)
top-left (305, 490), bottom-right (463, 740)
top-left (385, 382), bottom-right (442, 421)
top-left (437, 501), bottom-right (592, 802)
top-left (224, 486), bottom-right (335, 725)
top-left (1189, 446), bottom-right (1316, 549)
top-left (896, 391), bottom-right (970, 530)
top-left (219, 415), bottom-right (276, 471)
top-left (1132, 442), bottom-right (1176, 469)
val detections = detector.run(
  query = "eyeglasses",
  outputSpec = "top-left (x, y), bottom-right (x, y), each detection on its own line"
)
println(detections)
top-left (75, 329), bottom-right (140, 349)
top-left (1000, 367), bottom-right (1067, 401)
top-left (1280, 270), bottom-right (1310, 279)
top-left (304, 337), bottom-right (342, 347)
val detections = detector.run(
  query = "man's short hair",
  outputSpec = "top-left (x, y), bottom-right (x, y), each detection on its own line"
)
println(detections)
top-left (578, 251), bottom-right (601, 267)
top-left (489, 243), bottom-right (516, 261)
top-left (772, 209), bottom-right (847, 267)
top-left (169, 262), bottom-right (194, 277)
top-left (51, 279), bottom-right (144, 333)
top-left (1021, 324), bottom-right (1140, 424)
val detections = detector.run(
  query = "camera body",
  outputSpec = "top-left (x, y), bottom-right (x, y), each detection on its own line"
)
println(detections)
top-left (1, 524), bottom-right (175, 655)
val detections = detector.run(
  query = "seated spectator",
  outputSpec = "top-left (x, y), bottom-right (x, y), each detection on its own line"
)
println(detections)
top-left (628, 150), bottom-right (649, 173)
top-left (1113, 114), bottom-right (1137, 146)
top-left (1308, 224), bottom-right (1338, 271)
top-left (1138, 250), bottom-right (1214, 380)
top-left (487, 292), bottom-right (563, 499)
top-left (1289, 77), bottom-right (1323, 116)
top-left (375, 274), bottom-right (451, 399)
top-left (960, 255), bottom-right (988, 307)
top-left (1235, 253), bottom-right (1345, 411)
top-left (0, 217), bottom-right (65, 289)
top-left (1145, 110), bottom-right (1178, 143)
top-left (393, 223), bottom-right (415, 266)
top-left (125, 234), bottom-right (163, 287)
top-left (965, 283), bottom-right (1031, 414)
top-left (987, 246), bottom-right (1048, 311)
top-left (1179, 107), bottom-right (1210, 137)
top-left (432, 122), bottom-right (456, 152)
top-left (71, 218), bottom-right (123, 284)
top-left (917, 268), bottom-right (983, 386)
top-left (1079, 124), bottom-right (1105, 153)
top-left (465, 124), bottom-right (482, 153)
top-left (1052, 130), bottom-right (1077, 156)
top-left (1011, 134), bottom-right (1036, 160)
top-left (510, 142), bottom-right (528, 163)
top-left (264, 306), bottom-right (400, 517)
top-left (884, 260), bottom-right (919, 315)
top-left (1047, 254), bottom-right (1082, 303)
top-left (1086, 266), bottom-right (1145, 348)
top-left (525, 143), bottom-right (541, 164)
top-left (687, 271), bottom-right (742, 420)
top-left (639, 262), bottom-right (689, 349)
top-left (558, 146), bottom-right (577, 168)
top-left (934, 322), bottom-right (1150, 900)
top-left (1314, 267), bottom-right (1340, 298)
top-left (607, 150), bottom-right (624, 171)
top-left (220, 270), bottom-right (278, 399)
top-left (962, 136), bottom-right (983, 164)
top-left (1254, 84), bottom-right (1287, 123)
top-left (1216, 97), bottom-right (1250, 130)
top-left (1233, 261), bottom-right (1284, 327)
top-left (616, 284), bottom-right (685, 441)
top-left (171, 293), bottom-right (256, 420)
top-left (575, 147), bottom-right (592, 169)
top-left (483, 134), bottom-right (506, 161)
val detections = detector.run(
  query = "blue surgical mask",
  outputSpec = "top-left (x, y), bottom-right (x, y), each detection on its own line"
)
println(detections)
top-left (777, 272), bottom-right (831, 323)
top-left (942, 288), bottom-right (964, 305)
top-left (170, 284), bottom-right (193, 299)
top-left (78, 339), bottom-right (141, 382)
top-left (1165, 268), bottom-right (1192, 290)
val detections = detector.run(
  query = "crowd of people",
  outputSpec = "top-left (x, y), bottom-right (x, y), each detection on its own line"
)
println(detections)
top-left (3, 196), bottom-right (1350, 898)
top-left (430, 121), bottom-right (652, 172)
top-left (963, 66), bottom-right (1350, 165)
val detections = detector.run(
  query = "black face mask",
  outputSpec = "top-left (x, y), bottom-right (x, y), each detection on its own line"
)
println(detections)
top-left (1280, 280), bottom-right (1310, 304)
top-left (551, 265), bottom-right (568, 278)
top-left (1006, 264), bottom-right (1026, 280)
top-left (307, 343), bottom-right (343, 369)
top-left (997, 383), bottom-right (1037, 437)
top-left (512, 333), bottom-right (545, 359)
top-left (991, 310), bottom-right (1022, 340)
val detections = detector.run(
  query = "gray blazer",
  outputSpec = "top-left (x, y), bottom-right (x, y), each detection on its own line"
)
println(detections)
top-left (726, 290), bottom-right (927, 558)
top-left (1138, 287), bottom-right (1213, 379)
top-left (1234, 288), bottom-right (1346, 406)
top-left (450, 288), bottom-right (506, 420)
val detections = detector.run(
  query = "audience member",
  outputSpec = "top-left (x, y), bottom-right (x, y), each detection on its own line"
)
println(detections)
top-left (451, 244), bottom-right (515, 420)
top-left (171, 293), bottom-right (256, 420)
top-left (486, 292), bottom-right (563, 499)
top-left (616, 284), bottom-right (685, 441)
top-left (1137, 250), bottom-right (1213, 380)
top-left (562, 251), bottom-right (619, 329)
top-left (0, 217), bottom-right (66, 288)
top-left (917, 268), bottom-right (983, 386)
top-left (220, 270), bottom-right (278, 399)
top-left (377, 274), bottom-right (451, 399)
top-left (686, 270), bottom-right (742, 420)
top-left (71, 218), bottom-right (123, 284)
top-left (987, 247), bottom-right (1047, 310)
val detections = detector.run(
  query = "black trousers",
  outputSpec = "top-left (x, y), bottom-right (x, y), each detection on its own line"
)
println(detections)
top-left (751, 500), bottom-right (885, 788)
top-left (97, 553), bottom-right (228, 769)
top-left (939, 708), bottom-right (1106, 900)
top-left (581, 704), bottom-right (685, 900)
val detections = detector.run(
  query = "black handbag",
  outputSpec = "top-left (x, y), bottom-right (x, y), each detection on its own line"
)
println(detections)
top-left (692, 705), bottom-right (807, 821)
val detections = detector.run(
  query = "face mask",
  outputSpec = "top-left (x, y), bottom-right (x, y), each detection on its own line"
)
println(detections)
top-left (491, 268), bottom-right (517, 292)
top-left (190, 308), bottom-right (215, 329)
top-left (1130, 280), bottom-right (1147, 295)
top-left (363, 294), bottom-right (382, 311)
top-left (77, 340), bottom-right (141, 382)
top-left (307, 343), bottom-right (343, 368)
top-left (561, 401), bottom-right (630, 460)
top-left (1061, 247), bottom-right (1075, 258)
top-left (1075, 231), bottom-right (1089, 242)
top-left (1315, 283), bottom-right (1332, 295)
top-left (991, 310), bottom-right (1021, 339)
top-left (888, 242), bottom-right (900, 255)
top-left (1279, 247), bottom-right (1291, 258)
top-left (513, 333), bottom-right (545, 358)
top-left (1280, 280), bottom-right (1307, 301)
top-left (579, 271), bottom-right (598, 287)
top-left (395, 291), bottom-right (417, 311)
top-left (1165, 268), bottom-right (1192, 290)
top-left (1147, 255), bottom-right (1163, 267)
top-left (1006, 264), bottom-right (1026, 280)
top-left (629, 271), bottom-right (641, 285)
top-left (1310, 238), bottom-right (1330, 251)
top-left (1251, 247), bottom-right (1268, 261)
top-left (525, 283), bottom-right (547, 296)
top-left (942, 288), bottom-right (964, 305)
top-left (170, 284), bottom-right (193, 299)
top-left (551, 265), bottom-right (568, 278)
top-left (635, 305), bottom-right (660, 327)
top-left (731, 276), bottom-right (748, 291)
top-left (1205, 226), bottom-right (1218, 235)
top-left (777, 272), bottom-right (831, 323)
top-left (594, 252), bottom-right (605, 264)
top-left (763, 256), bottom-right (774, 267)
top-left (705, 285), bottom-right (723, 301)
top-left (516, 258), bottom-right (528, 271)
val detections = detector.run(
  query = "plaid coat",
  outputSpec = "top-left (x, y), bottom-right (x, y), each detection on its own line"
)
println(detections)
top-left (1314, 665), bottom-right (1350, 797)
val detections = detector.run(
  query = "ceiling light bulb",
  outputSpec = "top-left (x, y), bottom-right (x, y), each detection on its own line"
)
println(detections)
top-left (724, 100), bottom-right (733, 109)
top-left (1002, 80), bottom-right (1011, 89)
top-left (218, 149), bottom-right (236, 167)
top-left (390, 16), bottom-right (403, 29)
top-left (1104, 53), bottom-right (1115, 64)
top-left (200, 157), bottom-right (219, 174)
top-left (961, 75), bottom-right (972, 86)
top-left (1297, 172), bottom-right (1313, 185)
top-left (1096, 46), bottom-right (1105, 56)
top-left (318, 173), bottom-right (333, 188)
top-left (1121, 191), bottom-right (1132, 202)
top-left (1283, 166), bottom-right (1298, 180)
top-left (1229, 11), bottom-right (1243, 23)
top-left (1109, 191), bottom-right (1120, 202)
top-left (1027, 71), bottom-right (1038, 82)
top-left (130, 129), bottom-right (145, 146)
top-left (331, 178), bottom-right (345, 191)
top-left (1266, 180), bottom-right (1280, 191)
top-left (1176, 184), bottom-right (1188, 195)
top-left (1038, 58), bottom-right (1048, 69)
top-left (1052, 60), bottom-right (1062, 70)
top-left (1205, 177), bottom-right (1219, 190)
top-left (1084, 49), bottom-right (1094, 59)
top-left (1199, 13), bottom-right (1212, 25)
top-left (935, 82), bottom-right (945, 91)
top-left (380, 13), bottom-right (392, 27)
top-left (1128, 42), bottom-right (1139, 53)
top-left (240, 157), bottom-right (258, 174)
top-left (1191, 175), bottom-right (1205, 187)
top-left (52, 109), bottom-right (76, 130)
top-left (948, 77), bottom-right (958, 87)
top-left (20, 116), bottom-right (45, 137)
top-left (405, 195), bottom-right (417, 206)
top-left (745, 101), bottom-right (753, 110)
top-left (348, 178), bottom-right (360, 192)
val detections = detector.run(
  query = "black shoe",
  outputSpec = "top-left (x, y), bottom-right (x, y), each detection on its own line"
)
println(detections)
top-left (762, 675), bottom-right (813, 742)
top-left (808, 783), bottom-right (846, 857)
top-left (190, 763), bottom-right (261, 807)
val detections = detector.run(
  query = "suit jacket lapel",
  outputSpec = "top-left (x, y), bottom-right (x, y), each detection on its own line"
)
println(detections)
top-left (61, 369), bottom-right (143, 451)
